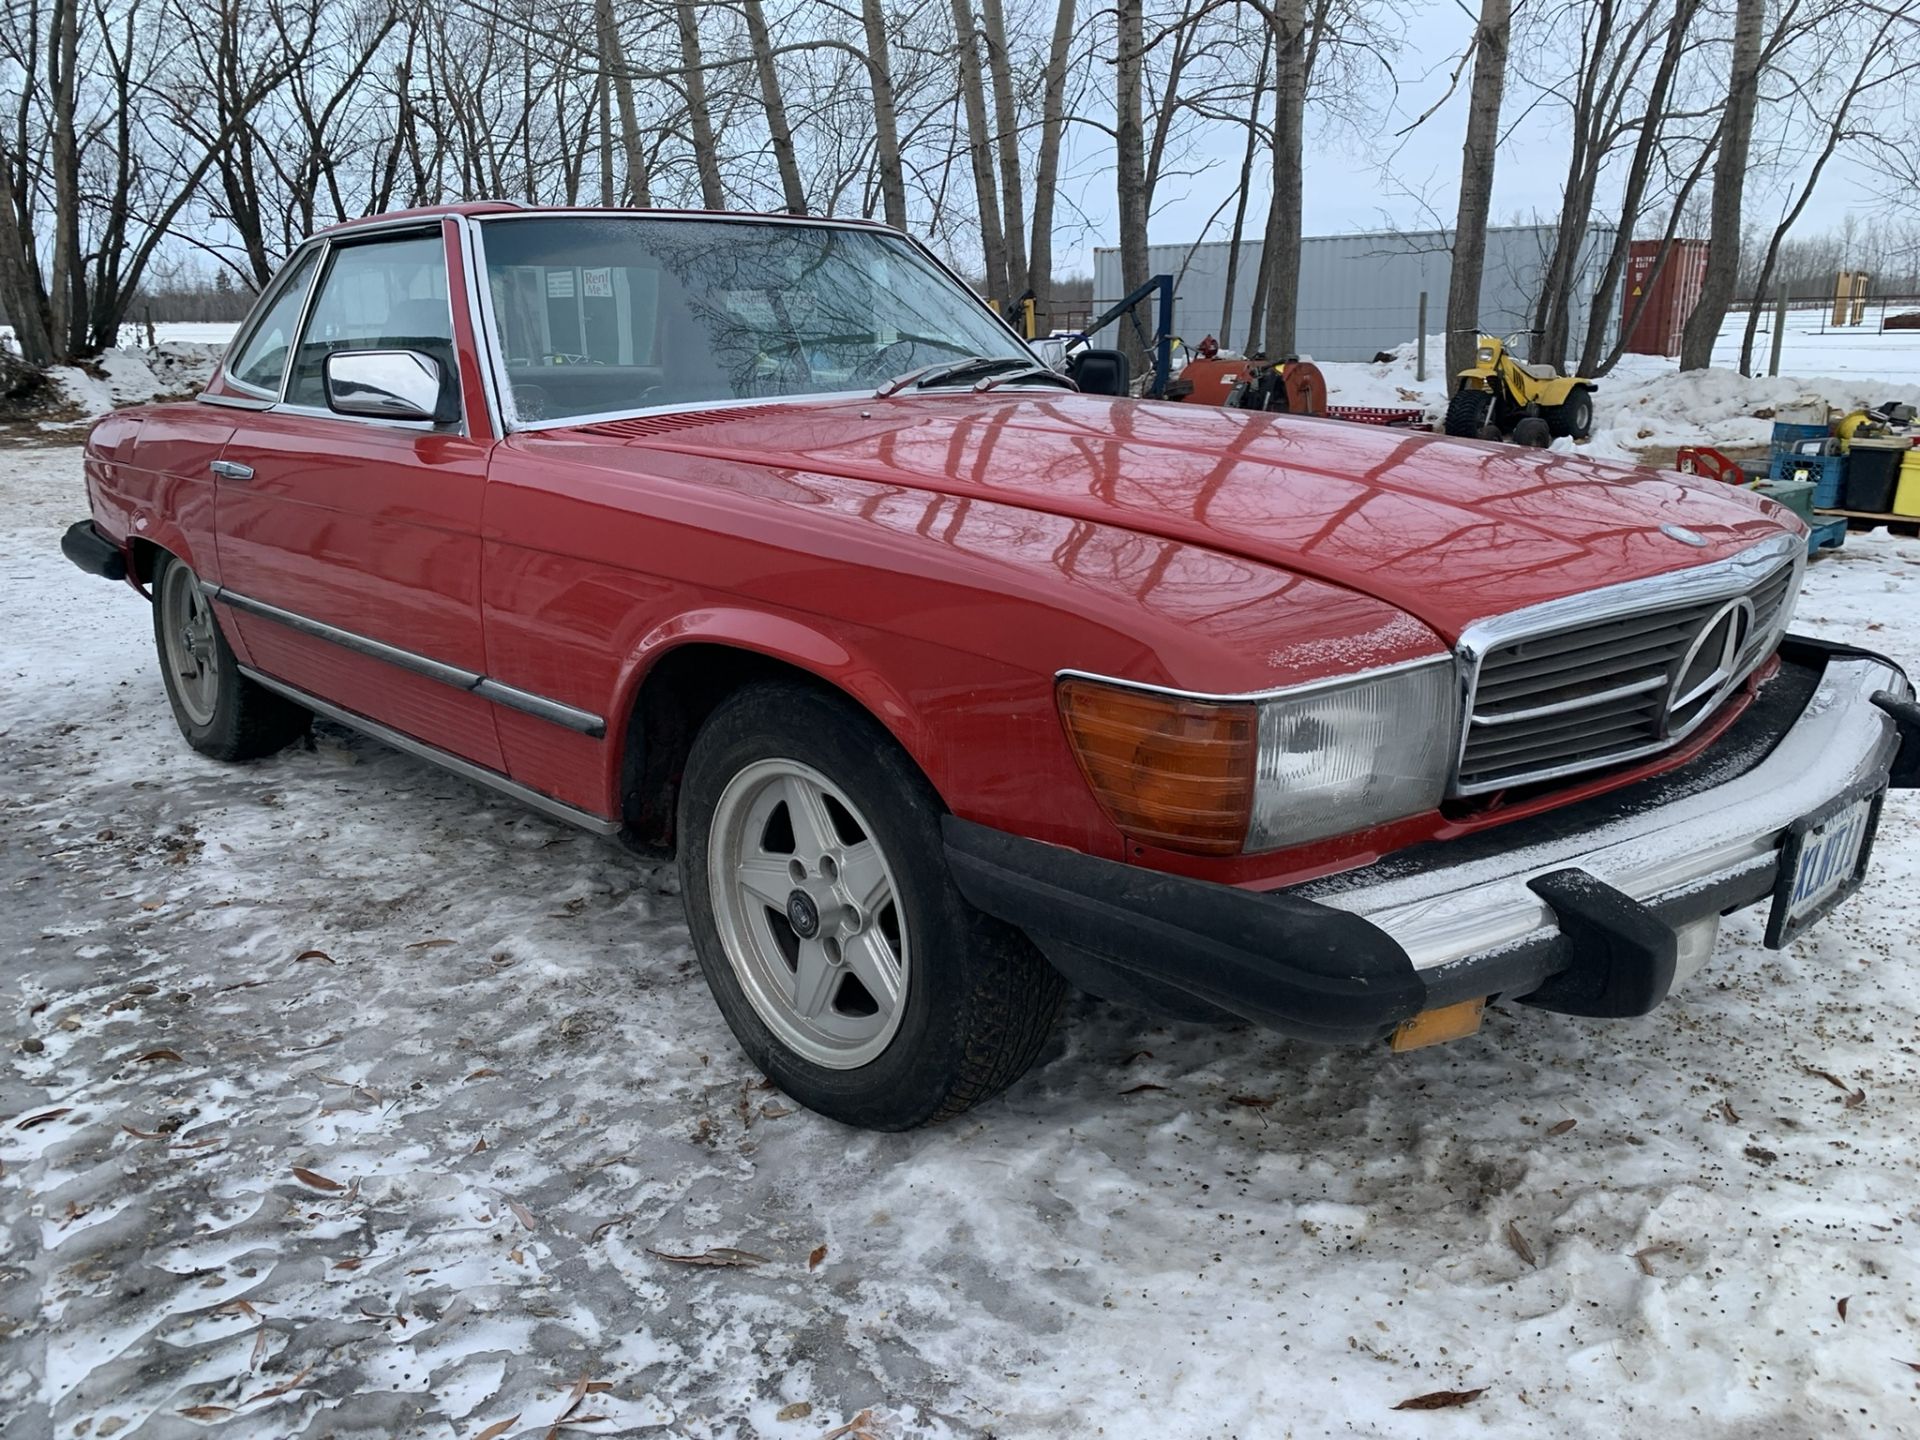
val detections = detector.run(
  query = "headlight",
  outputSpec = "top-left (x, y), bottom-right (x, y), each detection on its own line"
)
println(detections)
top-left (1247, 660), bottom-right (1458, 850)
top-left (1057, 660), bottom-right (1459, 856)
top-left (1476, 345), bottom-right (1496, 365)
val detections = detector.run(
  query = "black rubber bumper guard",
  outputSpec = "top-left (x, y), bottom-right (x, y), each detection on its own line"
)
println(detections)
top-left (62, 520), bottom-right (127, 581)
top-left (946, 642), bottom-right (1920, 1047)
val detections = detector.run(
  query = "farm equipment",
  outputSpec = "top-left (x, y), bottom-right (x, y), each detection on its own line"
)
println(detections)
top-left (1167, 342), bottom-right (1427, 429)
top-left (1443, 331), bottom-right (1596, 444)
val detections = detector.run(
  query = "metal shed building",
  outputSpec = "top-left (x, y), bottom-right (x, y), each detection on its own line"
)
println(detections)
top-left (1090, 223), bottom-right (1620, 364)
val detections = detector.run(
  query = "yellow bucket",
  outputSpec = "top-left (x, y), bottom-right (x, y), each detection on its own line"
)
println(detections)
top-left (1895, 445), bottom-right (1920, 518)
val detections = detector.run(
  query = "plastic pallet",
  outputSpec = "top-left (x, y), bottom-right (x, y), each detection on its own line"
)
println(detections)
top-left (1807, 517), bottom-right (1847, 556)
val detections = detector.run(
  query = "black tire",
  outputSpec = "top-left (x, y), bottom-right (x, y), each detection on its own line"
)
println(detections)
top-left (1444, 386), bottom-right (1493, 437)
top-left (151, 553), bottom-right (310, 762)
top-left (1511, 416), bottom-right (1553, 449)
top-left (677, 680), bottom-right (1065, 1130)
top-left (1546, 386), bottom-right (1594, 440)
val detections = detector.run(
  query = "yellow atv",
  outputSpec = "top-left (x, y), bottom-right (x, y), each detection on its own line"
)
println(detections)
top-left (1443, 332), bottom-right (1595, 446)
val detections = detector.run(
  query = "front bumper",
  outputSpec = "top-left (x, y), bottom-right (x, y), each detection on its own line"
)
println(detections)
top-left (946, 637), bottom-right (1917, 1045)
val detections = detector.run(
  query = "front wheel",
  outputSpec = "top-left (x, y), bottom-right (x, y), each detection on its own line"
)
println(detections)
top-left (152, 553), bottom-right (309, 761)
top-left (1443, 385), bottom-right (1493, 437)
top-left (677, 681), bottom-right (1064, 1129)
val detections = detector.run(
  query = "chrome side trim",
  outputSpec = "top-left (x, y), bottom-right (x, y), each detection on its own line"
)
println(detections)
top-left (204, 583), bottom-right (482, 689)
top-left (1312, 654), bottom-right (1909, 971)
top-left (1053, 653), bottom-right (1455, 706)
top-left (452, 213), bottom-right (507, 439)
top-left (472, 679), bottom-right (606, 736)
top-left (196, 393), bottom-right (275, 411)
top-left (239, 666), bottom-right (621, 836)
top-left (202, 582), bottom-right (607, 738)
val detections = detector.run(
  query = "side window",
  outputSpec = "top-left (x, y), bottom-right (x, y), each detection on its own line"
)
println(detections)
top-left (287, 234), bottom-right (457, 416)
top-left (226, 248), bottom-right (320, 396)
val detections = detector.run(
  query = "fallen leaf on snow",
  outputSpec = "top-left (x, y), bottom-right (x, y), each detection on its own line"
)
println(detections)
top-left (1393, 1387), bottom-right (1486, 1411)
top-left (16, 1108), bottom-right (73, 1130)
top-left (407, 938), bottom-right (456, 949)
top-left (647, 1246), bottom-right (767, 1268)
top-left (778, 1401), bottom-right (813, 1421)
top-left (821, 1410), bottom-right (882, 1439)
top-left (1547, 1118), bottom-right (1576, 1136)
top-left (1839, 1295), bottom-right (1851, 1321)
top-left (472, 1416), bottom-right (520, 1440)
top-left (809, 1244), bottom-right (828, 1271)
top-left (508, 1200), bottom-right (537, 1231)
top-left (1118, 1083), bottom-right (1166, 1095)
top-left (247, 1365), bottom-right (313, 1401)
top-left (291, 1166), bottom-right (345, 1192)
top-left (122, 1124), bottom-right (169, 1140)
top-left (333, 1257), bottom-right (362, 1271)
top-left (219, 1299), bottom-right (260, 1321)
top-left (251, 1323), bottom-right (269, 1369)
top-left (1505, 1220), bottom-right (1537, 1267)
top-left (466, 1069), bottom-right (501, 1081)
top-left (178, 1405), bottom-right (234, 1419)
top-left (1745, 1145), bottom-right (1779, 1165)
top-left (294, 949), bottom-right (334, 964)
top-left (1229, 1094), bottom-right (1275, 1109)
top-left (136, 1048), bottom-right (184, 1063)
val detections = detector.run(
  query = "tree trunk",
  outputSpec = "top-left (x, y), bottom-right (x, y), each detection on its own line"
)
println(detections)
top-left (1114, 0), bottom-right (1149, 373)
top-left (1027, 0), bottom-right (1075, 329)
top-left (597, 48), bottom-right (614, 206)
top-left (1262, 0), bottom-right (1306, 358)
top-left (0, 145), bottom-right (53, 366)
top-left (47, 0), bottom-right (82, 360)
top-left (742, 0), bottom-right (806, 213)
top-left (951, 0), bottom-right (1008, 302)
top-left (1679, 0), bottom-right (1763, 370)
top-left (1220, 30), bottom-right (1273, 348)
top-left (595, 0), bottom-right (651, 204)
top-left (1577, 0), bottom-right (1698, 375)
top-left (1446, 0), bottom-right (1511, 382)
top-left (860, 0), bottom-right (910, 228)
top-left (675, 0), bottom-right (725, 209)
top-left (980, 0), bottom-right (1027, 300)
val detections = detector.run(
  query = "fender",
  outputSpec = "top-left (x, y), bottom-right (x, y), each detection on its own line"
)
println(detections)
top-left (611, 604), bottom-right (941, 792)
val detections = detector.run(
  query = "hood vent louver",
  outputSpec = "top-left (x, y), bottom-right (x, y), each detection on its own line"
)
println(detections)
top-left (574, 405), bottom-right (788, 440)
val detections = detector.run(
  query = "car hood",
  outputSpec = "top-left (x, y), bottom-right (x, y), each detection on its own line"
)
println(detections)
top-left (555, 392), bottom-right (1796, 642)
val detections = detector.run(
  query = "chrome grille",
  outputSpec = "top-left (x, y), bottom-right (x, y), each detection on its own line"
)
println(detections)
top-left (1455, 538), bottom-right (1804, 795)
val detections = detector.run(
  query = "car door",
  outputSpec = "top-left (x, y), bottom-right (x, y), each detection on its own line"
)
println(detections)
top-left (212, 225), bottom-right (505, 771)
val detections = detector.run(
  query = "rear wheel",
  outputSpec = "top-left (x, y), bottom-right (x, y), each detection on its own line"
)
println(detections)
top-left (1511, 415), bottom-right (1553, 449)
top-left (1444, 385), bottom-right (1493, 438)
top-left (1546, 386), bottom-right (1594, 439)
top-left (677, 681), bottom-right (1064, 1129)
top-left (152, 553), bottom-right (309, 761)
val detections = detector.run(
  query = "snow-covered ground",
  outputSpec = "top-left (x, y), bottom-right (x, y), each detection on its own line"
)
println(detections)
top-left (5, 444), bottom-right (1920, 1438)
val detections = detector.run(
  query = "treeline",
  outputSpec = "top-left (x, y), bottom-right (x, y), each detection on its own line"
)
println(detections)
top-left (2, 0), bottom-right (1916, 375)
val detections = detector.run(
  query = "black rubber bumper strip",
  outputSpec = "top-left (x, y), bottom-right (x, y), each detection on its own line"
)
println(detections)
top-left (1872, 692), bottom-right (1920, 790)
top-left (941, 814), bottom-right (1427, 1044)
top-left (61, 520), bottom-right (126, 581)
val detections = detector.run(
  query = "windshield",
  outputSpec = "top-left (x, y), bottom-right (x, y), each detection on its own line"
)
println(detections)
top-left (476, 215), bottom-right (1033, 425)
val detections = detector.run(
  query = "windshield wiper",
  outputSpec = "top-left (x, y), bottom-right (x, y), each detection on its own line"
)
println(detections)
top-left (873, 355), bottom-right (1029, 398)
top-left (972, 364), bottom-right (1077, 394)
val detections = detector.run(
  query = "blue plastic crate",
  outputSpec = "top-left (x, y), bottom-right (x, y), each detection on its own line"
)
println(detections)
top-left (1770, 420), bottom-right (1829, 449)
top-left (1770, 451), bottom-right (1845, 509)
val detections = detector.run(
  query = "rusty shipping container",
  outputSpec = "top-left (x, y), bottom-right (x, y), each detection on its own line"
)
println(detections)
top-left (1622, 239), bottom-right (1709, 357)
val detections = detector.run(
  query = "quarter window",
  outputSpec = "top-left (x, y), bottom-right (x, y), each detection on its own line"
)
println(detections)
top-left (286, 234), bottom-right (457, 416)
top-left (226, 248), bottom-right (320, 396)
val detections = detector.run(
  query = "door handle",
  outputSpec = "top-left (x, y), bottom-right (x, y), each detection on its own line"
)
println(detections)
top-left (210, 460), bottom-right (254, 481)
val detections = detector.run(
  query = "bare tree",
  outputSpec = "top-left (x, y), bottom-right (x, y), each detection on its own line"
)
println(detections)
top-left (1027, 0), bottom-right (1076, 327)
top-left (1678, 0), bottom-right (1763, 369)
top-left (742, 0), bottom-right (806, 212)
top-left (1447, 0), bottom-right (1511, 382)
top-left (950, 0), bottom-right (1008, 300)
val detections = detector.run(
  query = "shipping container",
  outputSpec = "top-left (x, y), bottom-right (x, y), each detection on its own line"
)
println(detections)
top-left (1620, 239), bottom-right (1708, 357)
top-left (1089, 223), bottom-right (1620, 365)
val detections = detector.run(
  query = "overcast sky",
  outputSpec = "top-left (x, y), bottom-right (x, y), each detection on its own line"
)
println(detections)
top-left (1043, 4), bottom-right (1881, 274)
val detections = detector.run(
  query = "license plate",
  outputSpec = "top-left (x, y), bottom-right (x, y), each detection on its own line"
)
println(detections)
top-left (1765, 784), bottom-right (1886, 948)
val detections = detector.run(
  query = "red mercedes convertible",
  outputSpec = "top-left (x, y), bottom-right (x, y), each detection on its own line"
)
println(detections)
top-left (64, 204), bottom-right (1919, 1128)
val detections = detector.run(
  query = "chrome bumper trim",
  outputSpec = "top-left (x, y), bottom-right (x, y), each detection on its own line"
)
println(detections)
top-left (1318, 655), bottom-right (1910, 970)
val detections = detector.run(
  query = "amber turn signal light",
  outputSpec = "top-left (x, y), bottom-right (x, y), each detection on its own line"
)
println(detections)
top-left (1056, 679), bottom-right (1257, 855)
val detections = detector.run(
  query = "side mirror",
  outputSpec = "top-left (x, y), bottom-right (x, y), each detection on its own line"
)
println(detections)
top-left (323, 349), bottom-right (449, 423)
top-left (1029, 336), bottom-right (1070, 373)
top-left (1068, 348), bottom-right (1131, 397)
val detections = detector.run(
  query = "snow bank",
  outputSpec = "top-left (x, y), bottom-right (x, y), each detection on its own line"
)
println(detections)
top-left (45, 342), bottom-right (223, 420)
